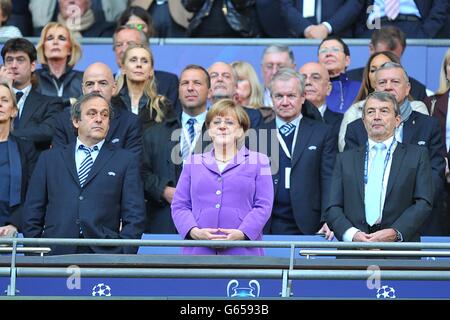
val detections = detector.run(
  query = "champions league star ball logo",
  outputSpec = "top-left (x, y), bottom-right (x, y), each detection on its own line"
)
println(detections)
top-left (92, 283), bottom-right (112, 297)
top-left (376, 285), bottom-right (396, 299)
top-left (227, 280), bottom-right (261, 298)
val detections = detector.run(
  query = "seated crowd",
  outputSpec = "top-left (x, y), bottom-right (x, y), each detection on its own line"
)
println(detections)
top-left (0, 0), bottom-right (448, 255)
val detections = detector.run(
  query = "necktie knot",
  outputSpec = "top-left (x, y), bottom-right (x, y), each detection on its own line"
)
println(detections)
top-left (15, 91), bottom-right (24, 102)
top-left (279, 122), bottom-right (296, 137)
top-left (374, 143), bottom-right (387, 152)
top-left (79, 145), bottom-right (98, 154)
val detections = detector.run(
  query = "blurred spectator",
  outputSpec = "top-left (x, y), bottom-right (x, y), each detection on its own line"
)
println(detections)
top-left (348, 26), bottom-right (427, 101)
top-left (424, 48), bottom-right (450, 235)
top-left (182, 0), bottom-right (259, 37)
top-left (0, 0), bottom-right (23, 38)
top-left (339, 51), bottom-right (428, 152)
top-left (281, 0), bottom-right (362, 39)
top-left (6, 0), bottom-right (31, 36)
top-left (355, 0), bottom-right (448, 38)
top-left (35, 22), bottom-right (83, 107)
top-left (0, 83), bottom-right (37, 237)
top-left (436, 3), bottom-right (450, 38)
top-left (130, 0), bottom-right (192, 37)
top-left (317, 36), bottom-right (361, 114)
top-left (254, 0), bottom-right (289, 37)
top-left (117, 5), bottom-right (155, 39)
top-left (115, 44), bottom-right (175, 131)
top-left (230, 61), bottom-right (264, 109)
top-left (29, 0), bottom-right (127, 37)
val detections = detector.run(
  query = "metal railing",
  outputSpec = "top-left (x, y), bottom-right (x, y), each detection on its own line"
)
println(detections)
top-left (2, 237), bottom-right (450, 297)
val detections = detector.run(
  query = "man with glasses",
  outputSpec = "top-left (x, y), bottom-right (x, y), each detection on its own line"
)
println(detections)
top-left (112, 26), bottom-right (179, 111)
top-left (0, 38), bottom-right (63, 153)
top-left (345, 62), bottom-right (446, 236)
top-left (21, 92), bottom-right (145, 255)
top-left (317, 36), bottom-right (361, 114)
top-left (52, 62), bottom-right (142, 157)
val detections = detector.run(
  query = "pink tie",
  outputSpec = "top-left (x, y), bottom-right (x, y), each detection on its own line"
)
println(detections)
top-left (385, 0), bottom-right (400, 20)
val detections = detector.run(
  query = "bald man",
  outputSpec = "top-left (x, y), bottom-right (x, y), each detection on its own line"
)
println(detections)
top-left (299, 62), bottom-right (343, 144)
top-left (52, 62), bottom-right (142, 157)
top-left (208, 61), bottom-right (262, 128)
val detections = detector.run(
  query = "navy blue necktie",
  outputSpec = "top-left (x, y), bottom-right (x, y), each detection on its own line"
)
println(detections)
top-left (279, 122), bottom-right (296, 137)
top-left (182, 118), bottom-right (196, 159)
top-left (78, 145), bottom-right (98, 187)
top-left (13, 91), bottom-right (23, 128)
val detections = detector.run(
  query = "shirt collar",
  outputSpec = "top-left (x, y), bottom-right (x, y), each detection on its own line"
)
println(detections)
top-left (182, 111), bottom-right (207, 127)
top-left (275, 114), bottom-right (303, 129)
top-left (318, 104), bottom-right (327, 117)
top-left (76, 137), bottom-right (105, 152)
top-left (14, 85), bottom-right (32, 97)
top-left (368, 135), bottom-right (394, 151)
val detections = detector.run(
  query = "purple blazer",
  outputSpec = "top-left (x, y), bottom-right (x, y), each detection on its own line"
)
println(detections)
top-left (171, 147), bottom-right (274, 255)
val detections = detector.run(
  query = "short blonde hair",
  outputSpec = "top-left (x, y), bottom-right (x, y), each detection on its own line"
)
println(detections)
top-left (206, 99), bottom-right (250, 133)
top-left (0, 82), bottom-right (18, 130)
top-left (437, 48), bottom-right (450, 95)
top-left (36, 22), bottom-right (82, 67)
top-left (231, 61), bottom-right (264, 108)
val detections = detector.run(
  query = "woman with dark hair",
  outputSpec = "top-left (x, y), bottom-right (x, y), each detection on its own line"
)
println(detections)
top-left (338, 51), bottom-right (428, 151)
top-left (35, 22), bottom-right (83, 107)
top-left (117, 6), bottom-right (155, 39)
top-left (0, 83), bottom-right (37, 237)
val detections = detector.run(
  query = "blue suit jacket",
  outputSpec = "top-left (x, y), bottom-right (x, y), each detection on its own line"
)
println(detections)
top-left (345, 111), bottom-right (446, 198)
top-left (280, 0), bottom-right (363, 37)
top-left (22, 142), bottom-right (146, 255)
top-left (256, 117), bottom-right (337, 234)
top-left (52, 99), bottom-right (142, 158)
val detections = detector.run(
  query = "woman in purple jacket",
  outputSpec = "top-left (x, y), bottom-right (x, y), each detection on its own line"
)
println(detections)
top-left (171, 99), bottom-right (273, 255)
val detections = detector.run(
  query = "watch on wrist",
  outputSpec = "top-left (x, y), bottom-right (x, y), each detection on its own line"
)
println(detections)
top-left (395, 229), bottom-right (403, 242)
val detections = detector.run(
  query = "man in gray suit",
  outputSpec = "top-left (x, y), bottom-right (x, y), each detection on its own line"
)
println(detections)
top-left (327, 91), bottom-right (433, 242)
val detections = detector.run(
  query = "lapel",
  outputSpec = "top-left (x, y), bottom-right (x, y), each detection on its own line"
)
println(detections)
top-left (385, 143), bottom-right (406, 199)
top-left (82, 143), bottom-right (115, 187)
top-left (355, 145), bottom-right (366, 201)
top-left (62, 142), bottom-right (80, 186)
top-left (402, 111), bottom-right (418, 144)
top-left (19, 90), bottom-right (40, 127)
top-left (291, 118), bottom-right (314, 169)
top-left (106, 106), bottom-right (121, 142)
top-left (7, 138), bottom-right (22, 206)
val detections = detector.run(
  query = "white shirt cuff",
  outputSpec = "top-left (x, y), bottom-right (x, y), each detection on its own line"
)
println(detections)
top-left (343, 227), bottom-right (360, 242)
top-left (322, 22), bottom-right (332, 34)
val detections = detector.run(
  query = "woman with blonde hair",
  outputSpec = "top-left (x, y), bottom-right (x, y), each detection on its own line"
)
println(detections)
top-left (171, 99), bottom-right (273, 255)
top-left (231, 61), bottom-right (264, 109)
top-left (115, 44), bottom-right (174, 130)
top-left (35, 22), bottom-right (83, 107)
top-left (0, 83), bottom-right (37, 237)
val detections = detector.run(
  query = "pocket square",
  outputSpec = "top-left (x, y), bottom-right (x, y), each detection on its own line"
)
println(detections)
top-left (108, 172), bottom-right (116, 176)
top-left (417, 141), bottom-right (426, 146)
top-left (308, 145), bottom-right (317, 150)
top-left (111, 138), bottom-right (120, 144)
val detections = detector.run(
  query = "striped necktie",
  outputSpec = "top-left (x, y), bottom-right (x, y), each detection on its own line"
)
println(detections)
top-left (182, 118), bottom-right (196, 160)
top-left (384, 0), bottom-right (400, 20)
top-left (78, 145), bottom-right (98, 187)
top-left (279, 122), bottom-right (296, 137)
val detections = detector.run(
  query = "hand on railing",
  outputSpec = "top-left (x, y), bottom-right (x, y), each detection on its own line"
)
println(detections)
top-left (317, 223), bottom-right (334, 241)
top-left (0, 224), bottom-right (18, 238)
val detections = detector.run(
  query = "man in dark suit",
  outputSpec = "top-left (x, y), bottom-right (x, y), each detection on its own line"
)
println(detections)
top-left (255, 68), bottom-right (336, 238)
top-left (345, 62), bottom-right (446, 235)
top-left (254, 0), bottom-right (289, 37)
top-left (22, 93), bottom-right (146, 255)
top-left (299, 62), bottom-right (343, 146)
top-left (354, 0), bottom-right (448, 38)
top-left (112, 26), bottom-right (180, 110)
top-left (142, 64), bottom-right (211, 233)
top-left (0, 38), bottom-right (63, 153)
top-left (327, 91), bottom-right (433, 242)
top-left (208, 61), bottom-right (262, 128)
top-left (280, 0), bottom-right (362, 38)
top-left (347, 26), bottom-right (427, 101)
top-left (52, 62), bottom-right (142, 157)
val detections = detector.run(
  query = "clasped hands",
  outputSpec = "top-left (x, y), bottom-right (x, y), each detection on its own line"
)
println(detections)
top-left (189, 227), bottom-right (245, 241)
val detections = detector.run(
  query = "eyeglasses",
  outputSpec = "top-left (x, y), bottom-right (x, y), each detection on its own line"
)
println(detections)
top-left (83, 80), bottom-right (110, 90)
top-left (113, 41), bottom-right (138, 49)
top-left (4, 56), bottom-right (28, 65)
top-left (126, 23), bottom-right (145, 31)
top-left (318, 47), bottom-right (343, 55)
